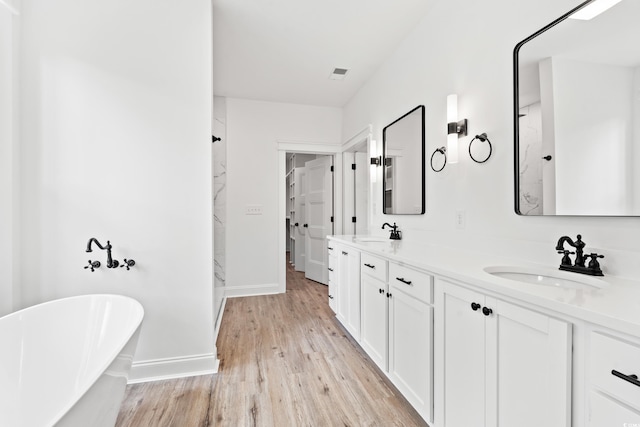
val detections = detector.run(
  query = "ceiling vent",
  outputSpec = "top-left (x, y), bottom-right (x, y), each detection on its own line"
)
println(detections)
top-left (329, 68), bottom-right (349, 80)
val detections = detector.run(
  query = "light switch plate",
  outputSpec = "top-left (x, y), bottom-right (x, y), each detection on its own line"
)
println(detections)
top-left (246, 205), bottom-right (263, 215)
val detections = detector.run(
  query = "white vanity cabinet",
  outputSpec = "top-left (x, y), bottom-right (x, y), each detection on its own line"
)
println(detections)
top-left (327, 242), bottom-right (337, 313)
top-left (360, 254), bottom-right (434, 422)
top-left (437, 278), bottom-right (572, 427)
top-left (587, 331), bottom-right (640, 426)
top-left (360, 252), bottom-right (389, 370)
top-left (331, 242), bottom-right (361, 340)
top-left (388, 262), bottom-right (433, 423)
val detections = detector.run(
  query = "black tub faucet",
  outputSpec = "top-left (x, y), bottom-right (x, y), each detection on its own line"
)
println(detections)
top-left (382, 222), bottom-right (401, 240)
top-left (86, 237), bottom-right (119, 268)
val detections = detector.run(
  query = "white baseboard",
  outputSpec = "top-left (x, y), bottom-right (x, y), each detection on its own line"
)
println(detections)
top-left (128, 353), bottom-right (219, 384)
top-left (224, 282), bottom-right (282, 298)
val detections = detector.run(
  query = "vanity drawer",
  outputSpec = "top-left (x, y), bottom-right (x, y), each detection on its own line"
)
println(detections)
top-left (361, 253), bottom-right (387, 282)
top-left (388, 262), bottom-right (433, 304)
top-left (590, 332), bottom-right (640, 407)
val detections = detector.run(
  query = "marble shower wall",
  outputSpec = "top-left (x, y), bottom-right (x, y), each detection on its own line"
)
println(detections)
top-left (213, 97), bottom-right (227, 320)
top-left (518, 102), bottom-right (544, 215)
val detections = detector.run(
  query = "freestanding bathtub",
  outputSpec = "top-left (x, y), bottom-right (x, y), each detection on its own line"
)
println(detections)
top-left (0, 294), bottom-right (144, 427)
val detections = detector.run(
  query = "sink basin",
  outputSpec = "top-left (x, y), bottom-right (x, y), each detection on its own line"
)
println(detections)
top-left (484, 265), bottom-right (608, 290)
top-left (353, 236), bottom-right (390, 243)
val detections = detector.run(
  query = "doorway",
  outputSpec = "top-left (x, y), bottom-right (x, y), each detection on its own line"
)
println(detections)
top-left (285, 152), bottom-right (334, 286)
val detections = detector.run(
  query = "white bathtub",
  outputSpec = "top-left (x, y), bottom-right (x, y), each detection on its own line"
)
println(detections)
top-left (0, 294), bottom-right (144, 427)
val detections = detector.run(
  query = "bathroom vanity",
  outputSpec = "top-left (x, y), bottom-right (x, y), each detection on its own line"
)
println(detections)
top-left (327, 235), bottom-right (640, 427)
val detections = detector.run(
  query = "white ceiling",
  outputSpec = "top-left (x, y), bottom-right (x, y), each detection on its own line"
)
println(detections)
top-left (212, 0), bottom-right (434, 107)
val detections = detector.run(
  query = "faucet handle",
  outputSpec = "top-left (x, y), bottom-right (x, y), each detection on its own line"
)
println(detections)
top-left (84, 260), bottom-right (101, 272)
top-left (586, 253), bottom-right (604, 274)
top-left (120, 258), bottom-right (136, 271)
top-left (557, 250), bottom-right (574, 266)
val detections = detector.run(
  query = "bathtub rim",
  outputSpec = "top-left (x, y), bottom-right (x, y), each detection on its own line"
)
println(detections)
top-left (0, 293), bottom-right (144, 427)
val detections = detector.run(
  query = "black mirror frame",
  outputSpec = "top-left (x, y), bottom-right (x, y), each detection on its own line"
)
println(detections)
top-left (513, 0), bottom-right (595, 216)
top-left (382, 105), bottom-right (426, 215)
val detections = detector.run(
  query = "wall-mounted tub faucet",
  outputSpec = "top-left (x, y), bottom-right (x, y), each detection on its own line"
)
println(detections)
top-left (86, 238), bottom-right (119, 268)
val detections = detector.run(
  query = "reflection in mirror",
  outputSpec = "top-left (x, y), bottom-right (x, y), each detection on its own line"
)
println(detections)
top-left (383, 105), bottom-right (425, 214)
top-left (514, 0), bottom-right (640, 216)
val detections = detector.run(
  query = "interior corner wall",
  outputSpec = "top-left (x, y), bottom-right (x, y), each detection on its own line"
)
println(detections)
top-left (341, 0), bottom-right (640, 279)
top-left (0, 2), bottom-right (19, 316)
top-left (224, 98), bottom-right (341, 296)
top-left (19, 0), bottom-right (215, 380)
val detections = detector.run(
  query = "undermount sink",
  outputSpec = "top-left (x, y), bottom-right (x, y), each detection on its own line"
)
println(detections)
top-left (353, 236), bottom-right (390, 243)
top-left (484, 265), bottom-right (608, 290)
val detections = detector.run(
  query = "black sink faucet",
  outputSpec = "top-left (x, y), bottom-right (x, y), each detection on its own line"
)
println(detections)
top-left (382, 222), bottom-right (401, 240)
top-left (555, 234), bottom-right (604, 276)
top-left (555, 234), bottom-right (585, 267)
top-left (86, 237), bottom-right (119, 268)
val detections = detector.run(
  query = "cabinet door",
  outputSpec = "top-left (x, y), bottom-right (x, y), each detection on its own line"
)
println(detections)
top-left (327, 243), bottom-right (337, 312)
top-left (442, 283), bottom-right (486, 427)
top-left (345, 250), bottom-right (361, 340)
top-left (361, 274), bottom-right (388, 370)
top-left (486, 298), bottom-right (571, 427)
top-left (388, 286), bottom-right (433, 423)
top-left (336, 247), bottom-right (349, 325)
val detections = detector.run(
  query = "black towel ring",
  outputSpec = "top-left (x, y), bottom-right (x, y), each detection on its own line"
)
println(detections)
top-left (468, 133), bottom-right (492, 163)
top-left (430, 147), bottom-right (447, 172)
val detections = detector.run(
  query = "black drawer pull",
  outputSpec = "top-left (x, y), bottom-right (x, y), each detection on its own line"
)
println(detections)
top-left (482, 306), bottom-right (493, 316)
top-left (328, 295), bottom-right (334, 299)
top-left (328, 268), bottom-right (333, 272)
top-left (342, 251), bottom-right (348, 255)
top-left (364, 263), bottom-right (375, 269)
top-left (471, 302), bottom-right (481, 311)
top-left (612, 370), bottom-right (640, 387)
top-left (396, 277), bottom-right (412, 285)
top-left (328, 247), bottom-right (334, 251)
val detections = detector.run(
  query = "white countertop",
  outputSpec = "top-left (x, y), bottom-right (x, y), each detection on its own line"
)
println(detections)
top-left (328, 235), bottom-right (640, 338)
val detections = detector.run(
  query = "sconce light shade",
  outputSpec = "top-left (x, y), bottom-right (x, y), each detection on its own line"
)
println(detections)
top-left (446, 94), bottom-right (467, 164)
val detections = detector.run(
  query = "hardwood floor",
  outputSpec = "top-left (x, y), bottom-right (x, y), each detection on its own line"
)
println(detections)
top-left (116, 255), bottom-right (428, 426)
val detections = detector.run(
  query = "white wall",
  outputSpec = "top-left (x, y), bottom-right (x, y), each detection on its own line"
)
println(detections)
top-left (0, 1), bottom-right (19, 316)
top-left (225, 98), bottom-right (341, 296)
top-left (19, 0), bottom-right (215, 381)
top-left (343, 0), bottom-right (640, 279)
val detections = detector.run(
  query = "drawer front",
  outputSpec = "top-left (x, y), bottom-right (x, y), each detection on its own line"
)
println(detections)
top-left (361, 252), bottom-right (387, 282)
top-left (388, 262), bottom-right (433, 304)
top-left (588, 390), bottom-right (640, 427)
top-left (590, 332), bottom-right (640, 408)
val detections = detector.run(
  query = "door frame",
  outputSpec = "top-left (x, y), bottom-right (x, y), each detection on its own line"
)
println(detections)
top-left (277, 125), bottom-right (371, 292)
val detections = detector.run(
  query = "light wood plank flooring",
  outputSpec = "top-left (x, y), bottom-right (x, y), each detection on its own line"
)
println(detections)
top-left (116, 255), bottom-right (428, 426)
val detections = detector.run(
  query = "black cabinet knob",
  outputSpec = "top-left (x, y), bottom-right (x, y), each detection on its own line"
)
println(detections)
top-left (471, 302), bottom-right (481, 311)
top-left (482, 307), bottom-right (493, 316)
top-left (303, 224), bottom-right (308, 228)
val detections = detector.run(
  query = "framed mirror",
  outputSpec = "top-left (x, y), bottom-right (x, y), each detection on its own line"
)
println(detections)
top-left (382, 105), bottom-right (425, 214)
top-left (514, 0), bottom-right (640, 216)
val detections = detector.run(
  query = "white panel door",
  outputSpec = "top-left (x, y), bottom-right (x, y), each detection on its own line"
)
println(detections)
top-left (293, 167), bottom-right (306, 272)
top-left (304, 156), bottom-right (333, 284)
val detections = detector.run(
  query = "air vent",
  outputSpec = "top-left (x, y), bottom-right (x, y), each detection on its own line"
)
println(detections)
top-left (329, 67), bottom-right (349, 80)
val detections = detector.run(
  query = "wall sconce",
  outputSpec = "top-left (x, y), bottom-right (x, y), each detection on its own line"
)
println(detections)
top-left (370, 139), bottom-right (380, 183)
top-left (447, 94), bottom-right (468, 164)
